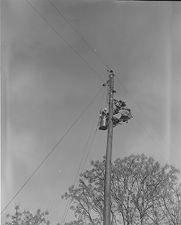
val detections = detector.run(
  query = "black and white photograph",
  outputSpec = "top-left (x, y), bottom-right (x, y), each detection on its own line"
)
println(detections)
top-left (1, 0), bottom-right (181, 224)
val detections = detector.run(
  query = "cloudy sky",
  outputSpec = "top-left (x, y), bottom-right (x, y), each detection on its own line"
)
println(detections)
top-left (2, 0), bottom-right (181, 224)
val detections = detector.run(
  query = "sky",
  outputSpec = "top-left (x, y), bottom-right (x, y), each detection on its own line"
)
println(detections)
top-left (2, 0), bottom-right (181, 224)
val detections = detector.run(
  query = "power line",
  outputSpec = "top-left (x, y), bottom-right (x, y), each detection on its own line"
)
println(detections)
top-left (60, 86), bottom-right (105, 225)
top-left (47, 0), bottom-right (109, 69)
top-left (24, 0), bottom-right (105, 83)
top-left (1, 86), bottom-right (103, 215)
top-left (61, 126), bottom-right (98, 225)
top-left (60, 93), bottom-right (103, 225)
top-left (31, 0), bottom-right (163, 152)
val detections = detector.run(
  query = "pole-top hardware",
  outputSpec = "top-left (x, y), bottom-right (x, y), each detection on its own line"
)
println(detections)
top-left (106, 67), bottom-right (114, 75)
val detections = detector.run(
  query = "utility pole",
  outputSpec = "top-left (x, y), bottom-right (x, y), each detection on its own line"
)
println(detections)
top-left (103, 69), bottom-right (114, 225)
top-left (99, 69), bottom-right (132, 225)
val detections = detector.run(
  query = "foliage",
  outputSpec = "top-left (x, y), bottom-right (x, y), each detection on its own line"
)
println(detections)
top-left (62, 154), bottom-right (181, 225)
top-left (5, 205), bottom-right (51, 225)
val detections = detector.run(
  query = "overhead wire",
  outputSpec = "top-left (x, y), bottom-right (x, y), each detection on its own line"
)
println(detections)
top-left (60, 90), bottom-right (105, 225)
top-left (61, 126), bottom-right (98, 225)
top-left (24, 0), bottom-right (106, 83)
top-left (2, 0), bottom-right (109, 215)
top-left (47, 0), bottom-right (109, 69)
top-left (26, 0), bottom-right (159, 146)
top-left (45, 0), bottom-right (165, 150)
top-left (4, 0), bottom-right (163, 219)
top-left (1, 86), bottom-right (103, 215)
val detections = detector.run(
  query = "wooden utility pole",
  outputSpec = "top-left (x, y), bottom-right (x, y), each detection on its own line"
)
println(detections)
top-left (103, 70), bottom-right (114, 225)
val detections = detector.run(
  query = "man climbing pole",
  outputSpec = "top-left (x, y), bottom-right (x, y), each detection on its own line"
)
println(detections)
top-left (99, 99), bottom-right (132, 129)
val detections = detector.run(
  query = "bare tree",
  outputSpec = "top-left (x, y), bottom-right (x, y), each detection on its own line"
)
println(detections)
top-left (63, 160), bottom-right (105, 224)
top-left (62, 154), bottom-right (181, 225)
top-left (5, 205), bottom-right (51, 225)
top-left (158, 183), bottom-right (181, 225)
